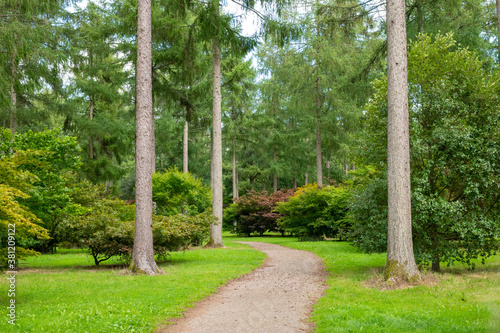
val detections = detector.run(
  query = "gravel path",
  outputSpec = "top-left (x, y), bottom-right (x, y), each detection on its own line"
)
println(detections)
top-left (159, 242), bottom-right (327, 333)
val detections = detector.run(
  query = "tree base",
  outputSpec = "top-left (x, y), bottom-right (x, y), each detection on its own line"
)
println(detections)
top-left (129, 260), bottom-right (163, 275)
top-left (384, 259), bottom-right (421, 284)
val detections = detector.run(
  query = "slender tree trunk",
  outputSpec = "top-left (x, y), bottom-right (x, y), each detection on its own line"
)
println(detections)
top-left (496, 0), bottom-right (500, 60)
top-left (384, 0), bottom-right (420, 282)
top-left (209, 1), bottom-right (223, 247)
top-left (89, 95), bottom-right (94, 159)
top-left (232, 138), bottom-right (238, 199)
top-left (293, 177), bottom-right (297, 190)
top-left (273, 143), bottom-right (278, 192)
top-left (10, 48), bottom-right (17, 137)
top-left (183, 120), bottom-right (188, 173)
top-left (305, 172), bottom-right (308, 185)
top-left (131, 0), bottom-right (160, 275)
top-left (315, 7), bottom-right (323, 189)
top-left (417, 0), bottom-right (423, 33)
top-left (316, 83), bottom-right (322, 188)
top-left (210, 131), bottom-right (214, 190)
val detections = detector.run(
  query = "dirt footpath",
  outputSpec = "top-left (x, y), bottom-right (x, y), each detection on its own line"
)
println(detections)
top-left (159, 242), bottom-right (327, 333)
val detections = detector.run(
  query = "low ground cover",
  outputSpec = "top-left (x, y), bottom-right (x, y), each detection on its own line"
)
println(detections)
top-left (0, 241), bottom-right (265, 332)
top-left (225, 235), bottom-right (500, 333)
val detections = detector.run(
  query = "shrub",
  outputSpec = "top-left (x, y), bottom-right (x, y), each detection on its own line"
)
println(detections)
top-left (223, 189), bottom-right (294, 236)
top-left (58, 181), bottom-right (215, 265)
top-left (57, 195), bottom-right (135, 266)
top-left (152, 168), bottom-right (211, 216)
top-left (0, 151), bottom-right (50, 268)
top-left (0, 128), bottom-right (83, 253)
top-left (153, 209), bottom-right (216, 258)
top-left (276, 185), bottom-right (351, 240)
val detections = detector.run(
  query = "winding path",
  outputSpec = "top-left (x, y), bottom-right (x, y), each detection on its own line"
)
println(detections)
top-left (159, 242), bottom-right (327, 333)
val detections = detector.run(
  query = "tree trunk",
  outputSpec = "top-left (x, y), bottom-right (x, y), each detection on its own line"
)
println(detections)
top-left (131, 0), bottom-right (160, 275)
top-left (293, 177), bottom-right (297, 190)
top-left (417, 0), bottom-right (423, 33)
top-left (315, 11), bottom-right (323, 189)
top-left (497, 0), bottom-right (500, 60)
top-left (183, 120), bottom-right (188, 173)
top-left (384, 0), bottom-right (420, 282)
top-left (10, 48), bottom-right (17, 137)
top-left (316, 89), bottom-right (322, 188)
top-left (431, 222), bottom-right (440, 272)
top-left (232, 138), bottom-right (238, 199)
top-left (209, 2), bottom-right (224, 247)
top-left (210, 130), bottom-right (213, 190)
top-left (273, 143), bottom-right (278, 192)
top-left (89, 95), bottom-right (94, 159)
top-left (305, 172), bottom-right (308, 185)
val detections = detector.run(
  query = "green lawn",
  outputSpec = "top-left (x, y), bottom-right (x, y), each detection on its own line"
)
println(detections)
top-left (224, 234), bottom-right (500, 333)
top-left (0, 241), bottom-right (265, 332)
top-left (2, 236), bottom-right (499, 332)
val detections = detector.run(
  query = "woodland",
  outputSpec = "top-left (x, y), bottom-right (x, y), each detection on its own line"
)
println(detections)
top-left (1, 0), bottom-right (500, 282)
top-left (1, 0), bottom-right (500, 331)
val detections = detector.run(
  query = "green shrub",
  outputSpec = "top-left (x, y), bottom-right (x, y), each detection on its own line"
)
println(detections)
top-left (152, 168), bottom-right (211, 216)
top-left (276, 185), bottom-right (351, 240)
top-left (0, 150), bottom-right (50, 268)
top-left (0, 128), bottom-right (83, 253)
top-left (348, 177), bottom-right (388, 253)
top-left (58, 181), bottom-right (215, 265)
top-left (153, 209), bottom-right (216, 258)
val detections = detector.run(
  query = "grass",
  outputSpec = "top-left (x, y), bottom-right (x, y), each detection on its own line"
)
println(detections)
top-left (2, 235), bottom-right (499, 332)
top-left (224, 234), bottom-right (500, 333)
top-left (0, 241), bottom-right (266, 332)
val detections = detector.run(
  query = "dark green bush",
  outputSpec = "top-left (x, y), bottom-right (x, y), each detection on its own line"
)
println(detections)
top-left (276, 185), bottom-right (351, 240)
top-left (152, 168), bottom-right (211, 216)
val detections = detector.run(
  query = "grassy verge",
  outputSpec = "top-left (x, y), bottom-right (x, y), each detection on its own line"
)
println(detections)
top-left (0, 240), bottom-right (266, 332)
top-left (224, 234), bottom-right (500, 333)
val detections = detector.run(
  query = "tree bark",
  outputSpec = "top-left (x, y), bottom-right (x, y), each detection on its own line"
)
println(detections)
top-left (305, 172), bottom-right (308, 185)
top-left (384, 0), bottom-right (420, 282)
top-left (10, 45), bottom-right (17, 137)
top-left (293, 177), bottom-right (297, 190)
top-left (209, 1), bottom-right (223, 247)
top-left (417, 0), bottom-right (423, 33)
top-left (89, 95), bottom-right (94, 159)
top-left (131, 0), bottom-right (161, 275)
top-left (232, 138), bottom-right (238, 199)
top-left (273, 143), bottom-right (278, 192)
top-left (183, 120), bottom-right (188, 173)
top-left (497, 0), bottom-right (500, 60)
top-left (315, 5), bottom-right (323, 189)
